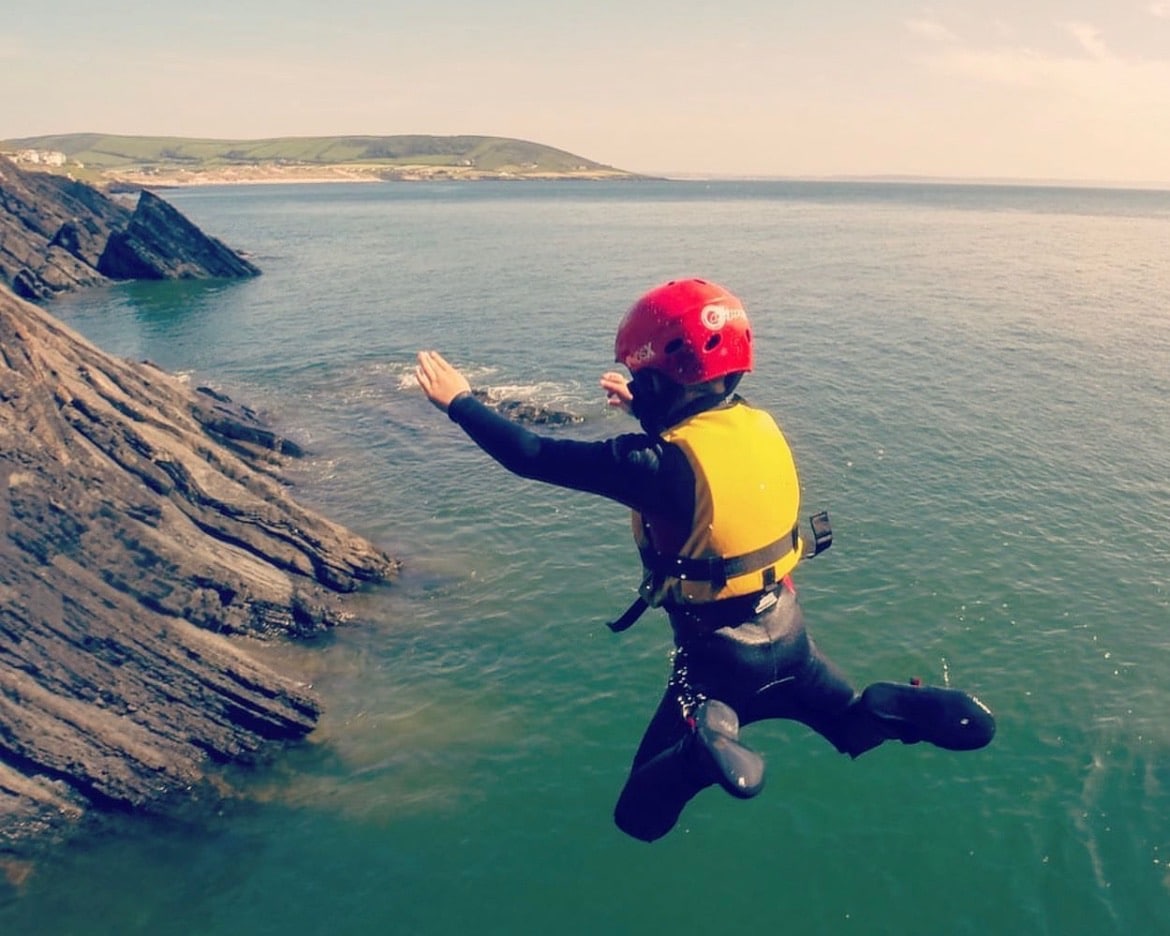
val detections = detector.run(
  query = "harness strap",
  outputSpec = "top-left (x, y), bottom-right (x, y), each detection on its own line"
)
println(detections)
top-left (607, 597), bottom-right (649, 633)
top-left (607, 513), bottom-right (832, 635)
top-left (639, 523), bottom-right (800, 592)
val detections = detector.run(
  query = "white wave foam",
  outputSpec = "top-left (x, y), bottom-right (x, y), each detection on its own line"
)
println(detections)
top-left (392, 361), bottom-right (499, 391)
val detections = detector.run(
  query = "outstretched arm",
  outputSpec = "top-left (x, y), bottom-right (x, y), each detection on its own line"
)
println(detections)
top-left (413, 351), bottom-right (685, 512)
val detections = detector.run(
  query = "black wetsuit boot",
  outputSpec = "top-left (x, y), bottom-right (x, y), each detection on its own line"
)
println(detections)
top-left (860, 681), bottom-right (996, 751)
top-left (613, 699), bottom-right (764, 842)
top-left (691, 699), bottom-right (766, 799)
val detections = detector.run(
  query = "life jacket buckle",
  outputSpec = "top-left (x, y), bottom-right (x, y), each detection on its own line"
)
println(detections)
top-left (806, 510), bottom-right (832, 557)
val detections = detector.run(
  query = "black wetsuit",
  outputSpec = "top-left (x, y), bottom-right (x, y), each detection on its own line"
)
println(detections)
top-left (447, 392), bottom-right (897, 840)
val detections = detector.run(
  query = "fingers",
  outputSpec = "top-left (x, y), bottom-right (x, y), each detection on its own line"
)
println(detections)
top-left (416, 350), bottom-right (450, 388)
top-left (416, 349), bottom-right (445, 378)
top-left (414, 351), bottom-right (434, 391)
top-left (599, 371), bottom-right (629, 391)
top-left (415, 350), bottom-right (471, 413)
top-left (415, 350), bottom-right (446, 408)
top-left (600, 370), bottom-right (633, 409)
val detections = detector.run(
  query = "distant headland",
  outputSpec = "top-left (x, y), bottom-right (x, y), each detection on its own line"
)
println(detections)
top-left (0, 133), bottom-right (652, 188)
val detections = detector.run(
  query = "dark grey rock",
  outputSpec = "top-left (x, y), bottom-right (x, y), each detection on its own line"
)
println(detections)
top-left (0, 156), bottom-right (259, 298)
top-left (471, 388), bottom-right (584, 426)
top-left (97, 190), bottom-right (260, 280)
top-left (0, 285), bottom-right (399, 860)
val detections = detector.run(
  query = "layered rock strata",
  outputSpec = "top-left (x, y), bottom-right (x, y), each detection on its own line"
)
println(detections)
top-left (0, 286), bottom-right (399, 859)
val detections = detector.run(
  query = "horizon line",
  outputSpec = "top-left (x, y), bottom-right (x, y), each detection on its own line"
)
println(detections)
top-left (648, 172), bottom-right (1170, 192)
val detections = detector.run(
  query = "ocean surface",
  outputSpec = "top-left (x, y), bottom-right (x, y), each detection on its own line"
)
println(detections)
top-left (4, 179), bottom-right (1169, 935)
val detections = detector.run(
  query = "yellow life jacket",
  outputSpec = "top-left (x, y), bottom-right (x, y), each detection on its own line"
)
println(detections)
top-left (632, 399), bottom-right (803, 607)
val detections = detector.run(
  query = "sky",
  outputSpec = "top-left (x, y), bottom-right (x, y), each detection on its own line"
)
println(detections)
top-left (4, 0), bottom-right (1170, 185)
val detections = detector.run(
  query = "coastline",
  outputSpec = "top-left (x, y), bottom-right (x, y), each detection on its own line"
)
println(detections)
top-left (111, 168), bottom-right (1169, 192)
top-left (102, 163), bottom-right (643, 188)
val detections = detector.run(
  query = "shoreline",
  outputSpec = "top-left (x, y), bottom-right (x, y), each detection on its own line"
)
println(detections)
top-left (100, 163), bottom-right (644, 189)
top-left (100, 168), bottom-right (1170, 193)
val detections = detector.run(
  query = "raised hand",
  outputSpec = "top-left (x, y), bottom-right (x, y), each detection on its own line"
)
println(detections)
top-left (415, 350), bottom-right (472, 412)
top-left (600, 370), bottom-right (633, 414)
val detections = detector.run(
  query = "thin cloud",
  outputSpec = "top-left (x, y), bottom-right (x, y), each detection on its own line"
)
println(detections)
top-left (991, 19), bottom-right (1017, 40)
top-left (905, 17), bottom-right (957, 42)
top-left (1063, 21), bottom-right (1109, 59)
top-left (932, 47), bottom-right (1048, 89)
top-left (921, 36), bottom-right (1170, 118)
top-left (919, 17), bottom-right (1170, 91)
top-left (1149, 2), bottom-right (1170, 19)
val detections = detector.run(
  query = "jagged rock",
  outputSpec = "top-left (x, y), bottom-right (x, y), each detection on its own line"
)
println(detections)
top-left (0, 285), bottom-right (400, 858)
top-left (193, 385), bottom-right (306, 459)
top-left (97, 190), bottom-right (260, 280)
top-left (11, 268), bottom-right (50, 302)
top-left (0, 156), bottom-right (258, 298)
top-left (471, 388), bottom-right (584, 426)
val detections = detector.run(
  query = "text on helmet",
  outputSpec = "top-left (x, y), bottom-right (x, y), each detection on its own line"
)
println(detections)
top-left (624, 341), bottom-right (656, 367)
top-left (701, 303), bottom-right (747, 331)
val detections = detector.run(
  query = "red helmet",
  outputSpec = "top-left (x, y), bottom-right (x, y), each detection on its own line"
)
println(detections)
top-left (614, 278), bottom-right (753, 385)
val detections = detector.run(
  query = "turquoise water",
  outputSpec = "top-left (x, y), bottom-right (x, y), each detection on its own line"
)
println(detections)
top-left (5, 180), bottom-right (1170, 935)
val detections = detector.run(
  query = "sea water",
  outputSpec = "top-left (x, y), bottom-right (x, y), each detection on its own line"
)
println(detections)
top-left (4, 180), bottom-right (1169, 935)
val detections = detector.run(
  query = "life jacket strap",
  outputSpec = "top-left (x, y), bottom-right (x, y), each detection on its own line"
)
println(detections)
top-left (610, 513), bottom-right (832, 635)
top-left (639, 523), bottom-right (800, 592)
top-left (803, 510), bottom-right (833, 558)
top-left (607, 597), bottom-right (649, 633)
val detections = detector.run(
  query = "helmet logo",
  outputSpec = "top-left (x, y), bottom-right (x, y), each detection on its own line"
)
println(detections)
top-left (701, 303), bottom-right (745, 331)
top-left (625, 341), bottom-right (656, 367)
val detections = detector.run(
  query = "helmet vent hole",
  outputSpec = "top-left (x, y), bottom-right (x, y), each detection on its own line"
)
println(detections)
top-left (704, 334), bottom-right (721, 352)
top-left (664, 338), bottom-right (684, 355)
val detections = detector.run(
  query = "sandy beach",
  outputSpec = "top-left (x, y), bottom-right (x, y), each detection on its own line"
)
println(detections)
top-left (103, 162), bottom-right (637, 187)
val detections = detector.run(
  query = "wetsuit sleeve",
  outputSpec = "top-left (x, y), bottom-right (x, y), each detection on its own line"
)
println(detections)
top-left (445, 392), bottom-right (690, 514)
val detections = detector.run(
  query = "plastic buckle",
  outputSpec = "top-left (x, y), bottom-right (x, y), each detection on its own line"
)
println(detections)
top-left (809, 510), bottom-right (832, 556)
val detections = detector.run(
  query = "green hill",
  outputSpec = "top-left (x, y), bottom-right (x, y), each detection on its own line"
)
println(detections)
top-left (0, 133), bottom-right (639, 181)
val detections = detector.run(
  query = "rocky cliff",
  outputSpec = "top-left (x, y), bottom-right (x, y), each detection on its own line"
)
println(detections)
top-left (0, 285), bottom-right (399, 862)
top-left (0, 155), bottom-right (258, 300)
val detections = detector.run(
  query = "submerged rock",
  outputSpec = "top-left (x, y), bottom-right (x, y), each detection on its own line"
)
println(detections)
top-left (471, 388), bottom-right (584, 426)
top-left (0, 285), bottom-right (399, 859)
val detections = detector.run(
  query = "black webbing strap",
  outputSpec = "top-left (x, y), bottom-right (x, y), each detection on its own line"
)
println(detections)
top-left (640, 523), bottom-right (800, 592)
top-left (607, 597), bottom-right (649, 633)
top-left (608, 513), bottom-right (831, 635)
